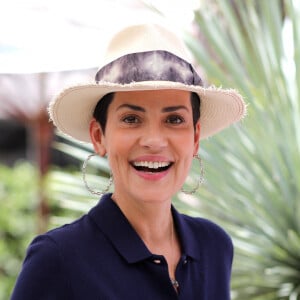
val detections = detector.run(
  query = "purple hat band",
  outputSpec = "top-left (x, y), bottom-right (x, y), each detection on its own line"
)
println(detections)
top-left (95, 50), bottom-right (203, 86)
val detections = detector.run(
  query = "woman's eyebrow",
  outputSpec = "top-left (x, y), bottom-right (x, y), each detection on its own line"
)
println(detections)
top-left (116, 104), bottom-right (188, 113)
top-left (116, 104), bottom-right (145, 112)
top-left (162, 105), bottom-right (189, 112)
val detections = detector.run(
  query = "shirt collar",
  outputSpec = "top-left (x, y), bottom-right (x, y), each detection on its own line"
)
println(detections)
top-left (88, 194), bottom-right (152, 263)
top-left (89, 193), bottom-right (202, 264)
top-left (172, 206), bottom-right (202, 262)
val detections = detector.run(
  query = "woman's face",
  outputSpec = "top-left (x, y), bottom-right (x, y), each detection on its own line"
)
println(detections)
top-left (90, 89), bottom-right (200, 204)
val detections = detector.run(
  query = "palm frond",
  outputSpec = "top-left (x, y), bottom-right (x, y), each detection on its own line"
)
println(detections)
top-left (181, 0), bottom-right (300, 298)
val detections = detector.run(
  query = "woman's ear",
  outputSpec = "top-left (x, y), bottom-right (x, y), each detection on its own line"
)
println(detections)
top-left (89, 118), bottom-right (106, 156)
top-left (193, 121), bottom-right (201, 155)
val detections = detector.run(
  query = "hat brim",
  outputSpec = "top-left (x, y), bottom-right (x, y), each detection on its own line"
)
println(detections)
top-left (49, 80), bottom-right (246, 143)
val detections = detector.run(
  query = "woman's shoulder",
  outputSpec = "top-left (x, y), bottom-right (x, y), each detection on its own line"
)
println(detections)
top-left (177, 212), bottom-right (233, 253)
top-left (11, 215), bottom-right (94, 299)
top-left (29, 211), bottom-right (96, 254)
top-left (183, 214), bottom-right (230, 236)
top-left (45, 215), bottom-right (87, 241)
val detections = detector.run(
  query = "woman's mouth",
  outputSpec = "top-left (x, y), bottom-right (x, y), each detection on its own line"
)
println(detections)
top-left (131, 161), bottom-right (173, 173)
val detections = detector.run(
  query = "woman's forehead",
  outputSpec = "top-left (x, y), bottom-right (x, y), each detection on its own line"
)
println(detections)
top-left (113, 89), bottom-right (191, 103)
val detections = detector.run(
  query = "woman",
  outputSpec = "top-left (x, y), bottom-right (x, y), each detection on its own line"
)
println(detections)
top-left (11, 24), bottom-right (246, 299)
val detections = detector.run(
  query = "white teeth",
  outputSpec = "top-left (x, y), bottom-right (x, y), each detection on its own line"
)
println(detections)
top-left (133, 161), bottom-right (170, 169)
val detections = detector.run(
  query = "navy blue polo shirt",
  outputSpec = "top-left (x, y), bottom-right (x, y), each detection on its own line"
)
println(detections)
top-left (11, 194), bottom-right (233, 299)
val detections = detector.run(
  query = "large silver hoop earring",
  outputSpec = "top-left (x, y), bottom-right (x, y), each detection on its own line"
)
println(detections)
top-left (82, 153), bottom-right (113, 196)
top-left (180, 154), bottom-right (204, 195)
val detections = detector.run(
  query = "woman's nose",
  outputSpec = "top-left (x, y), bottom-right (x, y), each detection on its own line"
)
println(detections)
top-left (139, 124), bottom-right (168, 151)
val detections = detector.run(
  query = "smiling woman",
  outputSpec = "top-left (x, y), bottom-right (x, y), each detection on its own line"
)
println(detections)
top-left (90, 89), bottom-right (199, 206)
top-left (11, 23), bottom-right (246, 300)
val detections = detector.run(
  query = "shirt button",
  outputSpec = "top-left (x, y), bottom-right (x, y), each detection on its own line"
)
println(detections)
top-left (153, 259), bottom-right (161, 264)
top-left (183, 259), bottom-right (188, 265)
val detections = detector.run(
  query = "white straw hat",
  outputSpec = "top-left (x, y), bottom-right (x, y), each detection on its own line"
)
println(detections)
top-left (49, 23), bottom-right (246, 143)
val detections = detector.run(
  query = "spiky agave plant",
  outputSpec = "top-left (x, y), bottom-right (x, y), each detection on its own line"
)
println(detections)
top-left (45, 134), bottom-right (111, 226)
top-left (180, 0), bottom-right (300, 299)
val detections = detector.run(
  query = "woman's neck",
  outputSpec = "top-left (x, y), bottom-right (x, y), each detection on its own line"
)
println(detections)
top-left (111, 192), bottom-right (172, 241)
top-left (111, 193), bottom-right (181, 281)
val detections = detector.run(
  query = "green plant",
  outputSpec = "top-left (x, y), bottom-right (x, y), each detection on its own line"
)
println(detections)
top-left (45, 136), bottom-right (110, 227)
top-left (0, 162), bottom-right (39, 300)
top-left (182, 0), bottom-right (300, 299)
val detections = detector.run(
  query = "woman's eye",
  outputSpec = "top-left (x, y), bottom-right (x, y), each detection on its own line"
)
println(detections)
top-left (122, 115), bottom-right (140, 124)
top-left (166, 115), bottom-right (184, 124)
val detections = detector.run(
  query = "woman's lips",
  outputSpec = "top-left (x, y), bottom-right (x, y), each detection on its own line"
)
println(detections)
top-left (130, 157), bottom-right (173, 180)
top-left (132, 160), bottom-right (172, 171)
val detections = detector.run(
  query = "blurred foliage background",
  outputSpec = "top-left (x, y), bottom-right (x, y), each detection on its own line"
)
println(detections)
top-left (186, 0), bottom-right (300, 299)
top-left (1, 0), bottom-right (299, 299)
top-left (0, 163), bottom-right (38, 298)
